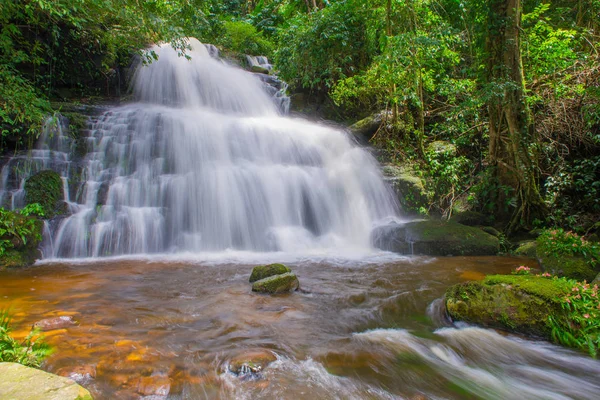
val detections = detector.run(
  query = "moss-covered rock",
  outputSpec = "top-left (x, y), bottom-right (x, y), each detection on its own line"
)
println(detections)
top-left (445, 275), bottom-right (570, 337)
top-left (381, 164), bottom-right (431, 214)
top-left (252, 272), bottom-right (299, 294)
top-left (0, 362), bottom-right (93, 400)
top-left (371, 220), bottom-right (499, 256)
top-left (0, 210), bottom-right (43, 270)
top-left (536, 237), bottom-right (597, 282)
top-left (24, 170), bottom-right (64, 218)
top-left (450, 210), bottom-right (492, 226)
top-left (250, 65), bottom-right (270, 74)
top-left (514, 241), bottom-right (537, 257)
top-left (426, 140), bottom-right (457, 156)
top-left (348, 111), bottom-right (392, 143)
top-left (249, 263), bottom-right (291, 283)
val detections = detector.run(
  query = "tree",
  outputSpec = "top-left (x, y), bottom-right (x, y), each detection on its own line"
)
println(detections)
top-left (485, 0), bottom-right (546, 231)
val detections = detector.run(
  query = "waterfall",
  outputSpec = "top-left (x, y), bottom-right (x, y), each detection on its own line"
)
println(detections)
top-left (1, 39), bottom-right (400, 258)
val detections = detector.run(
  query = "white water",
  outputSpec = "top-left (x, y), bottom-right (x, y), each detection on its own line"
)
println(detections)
top-left (1, 39), bottom-right (399, 258)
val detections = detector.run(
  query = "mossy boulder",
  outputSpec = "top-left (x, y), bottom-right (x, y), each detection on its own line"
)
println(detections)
top-left (536, 238), bottom-right (597, 282)
top-left (381, 164), bottom-right (431, 214)
top-left (514, 241), bottom-right (537, 257)
top-left (348, 111), bottom-right (391, 143)
top-left (252, 272), bottom-right (299, 294)
top-left (0, 362), bottom-right (93, 400)
top-left (450, 210), bottom-right (492, 226)
top-left (0, 210), bottom-right (43, 270)
top-left (24, 170), bottom-right (64, 218)
top-left (250, 65), bottom-right (270, 74)
top-left (445, 275), bottom-right (570, 337)
top-left (371, 220), bottom-right (499, 256)
top-left (249, 263), bottom-right (291, 283)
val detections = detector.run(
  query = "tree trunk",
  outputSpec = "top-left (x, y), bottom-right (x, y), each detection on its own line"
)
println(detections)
top-left (486, 0), bottom-right (546, 232)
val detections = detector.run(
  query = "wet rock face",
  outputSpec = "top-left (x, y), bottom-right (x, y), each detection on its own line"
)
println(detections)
top-left (371, 220), bottom-right (499, 256)
top-left (0, 362), bottom-right (93, 400)
top-left (251, 272), bottom-right (299, 294)
top-left (381, 164), bottom-right (430, 215)
top-left (249, 263), bottom-right (292, 283)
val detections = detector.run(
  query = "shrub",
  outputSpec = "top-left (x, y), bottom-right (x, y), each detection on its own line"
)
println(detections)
top-left (0, 310), bottom-right (51, 367)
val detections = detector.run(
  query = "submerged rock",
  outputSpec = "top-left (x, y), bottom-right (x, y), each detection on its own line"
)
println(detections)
top-left (24, 170), bottom-right (64, 218)
top-left (34, 316), bottom-right (77, 331)
top-left (0, 362), bottom-right (93, 400)
top-left (252, 272), bottom-right (299, 294)
top-left (371, 220), bottom-right (499, 256)
top-left (227, 349), bottom-right (277, 378)
top-left (445, 275), bottom-right (567, 337)
top-left (249, 263), bottom-right (291, 283)
top-left (56, 365), bottom-right (96, 385)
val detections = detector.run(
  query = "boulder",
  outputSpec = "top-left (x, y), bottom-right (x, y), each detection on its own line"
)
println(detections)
top-left (449, 210), bottom-right (491, 226)
top-left (348, 111), bottom-right (391, 143)
top-left (24, 170), bottom-right (64, 218)
top-left (445, 275), bottom-right (568, 337)
top-left (381, 164), bottom-right (431, 214)
top-left (249, 263), bottom-right (291, 283)
top-left (426, 140), bottom-right (457, 156)
top-left (227, 349), bottom-right (277, 377)
top-left (514, 241), bottom-right (537, 258)
top-left (252, 272), bottom-right (299, 294)
top-left (536, 237), bottom-right (597, 282)
top-left (0, 362), bottom-right (93, 400)
top-left (371, 220), bottom-right (499, 256)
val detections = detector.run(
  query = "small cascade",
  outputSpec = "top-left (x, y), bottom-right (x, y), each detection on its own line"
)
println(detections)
top-left (1, 38), bottom-right (400, 259)
top-left (0, 115), bottom-right (77, 209)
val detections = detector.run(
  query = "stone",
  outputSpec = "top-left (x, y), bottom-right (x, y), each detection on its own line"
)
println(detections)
top-left (536, 237), bottom-right (596, 281)
top-left (481, 226), bottom-right (501, 237)
top-left (426, 140), bottom-right (457, 156)
top-left (381, 164), bottom-right (431, 214)
top-left (371, 220), bottom-right (499, 256)
top-left (134, 374), bottom-right (171, 397)
top-left (56, 365), bottom-right (96, 384)
top-left (514, 241), bottom-right (537, 258)
top-left (449, 210), bottom-right (491, 226)
top-left (252, 272), bottom-right (299, 294)
top-left (250, 65), bottom-right (270, 74)
top-left (0, 362), bottom-right (93, 400)
top-left (445, 275), bottom-right (568, 337)
top-left (227, 349), bottom-right (277, 378)
top-left (348, 111), bottom-right (392, 143)
top-left (249, 263), bottom-right (291, 283)
top-left (24, 170), bottom-right (64, 218)
top-left (33, 316), bottom-right (77, 331)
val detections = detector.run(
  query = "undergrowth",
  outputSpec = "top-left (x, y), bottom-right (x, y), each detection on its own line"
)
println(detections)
top-left (0, 309), bottom-right (52, 367)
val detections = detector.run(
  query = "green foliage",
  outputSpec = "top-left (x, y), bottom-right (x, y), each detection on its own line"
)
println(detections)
top-left (0, 309), bottom-right (51, 367)
top-left (548, 278), bottom-right (600, 358)
top-left (219, 20), bottom-right (274, 56)
top-left (24, 170), bottom-right (64, 218)
top-left (275, 0), bottom-right (375, 92)
top-left (0, 208), bottom-right (42, 257)
top-left (537, 229), bottom-right (599, 268)
top-left (19, 203), bottom-right (45, 218)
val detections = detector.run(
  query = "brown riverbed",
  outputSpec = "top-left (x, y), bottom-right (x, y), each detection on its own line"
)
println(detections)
top-left (1, 255), bottom-right (599, 399)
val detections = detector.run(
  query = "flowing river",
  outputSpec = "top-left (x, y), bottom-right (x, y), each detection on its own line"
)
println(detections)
top-left (1, 255), bottom-right (599, 399)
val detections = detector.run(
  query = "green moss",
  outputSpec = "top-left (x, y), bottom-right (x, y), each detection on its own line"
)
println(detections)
top-left (407, 220), bottom-right (499, 256)
top-left (24, 170), bottom-right (64, 218)
top-left (514, 241), bottom-right (537, 257)
top-left (249, 263), bottom-right (291, 282)
top-left (251, 272), bottom-right (299, 294)
top-left (445, 275), bottom-right (569, 337)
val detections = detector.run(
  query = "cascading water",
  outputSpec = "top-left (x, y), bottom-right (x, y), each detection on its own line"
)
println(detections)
top-left (1, 39), bottom-right (399, 258)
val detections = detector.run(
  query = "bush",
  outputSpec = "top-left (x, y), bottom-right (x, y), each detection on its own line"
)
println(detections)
top-left (537, 228), bottom-right (599, 268)
top-left (219, 20), bottom-right (274, 56)
top-left (0, 310), bottom-right (51, 367)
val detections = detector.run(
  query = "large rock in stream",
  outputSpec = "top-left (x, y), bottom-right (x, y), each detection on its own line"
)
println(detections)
top-left (252, 272), bottom-right (299, 294)
top-left (0, 362), bottom-right (93, 400)
top-left (371, 220), bottom-right (499, 256)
